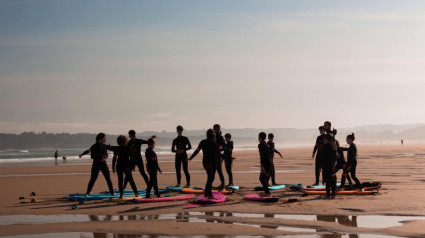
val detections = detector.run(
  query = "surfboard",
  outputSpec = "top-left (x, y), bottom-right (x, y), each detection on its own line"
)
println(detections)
top-left (294, 183), bottom-right (342, 191)
top-left (194, 192), bottom-right (226, 204)
top-left (244, 194), bottom-right (279, 203)
top-left (301, 189), bottom-right (379, 196)
top-left (64, 189), bottom-right (166, 201)
top-left (166, 186), bottom-right (183, 192)
top-left (254, 184), bottom-right (286, 191)
top-left (227, 185), bottom-right (240, 190)
top-left (181, 187), bottom-right (233, 194)
top-left (136, 194), bottom-right (195, 203)
top-left (289, 183), bottom-right (341, 190)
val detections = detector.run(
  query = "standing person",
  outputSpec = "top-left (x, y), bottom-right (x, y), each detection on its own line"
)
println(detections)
top-left (125, 130), bottom-right (153, 189)
top-left (111, 135), bottom-right (139, 199)
top-left (401, 139), bottom-right (404, 146)
top-left (341, 133), bottom-right (361, 188)
top-left (258, 132), bottom-right (272, 196)
top-left (213, 124), bottom-right (226, 189)
top-left (321, 134), bottom-right (337, 199)
top-left (79, 133), bottom-right (115, 196)
top-left (145, 138), bottom-right (162, 198)
top-left (312, 126), bottom-right (326, 185)
top-left (54, 150), bottom-right (59, 166)
top-left (335, 140), bottom-right (353, 189)
top-left (171, 125), bottom-right (192, 188)
top-left (189, 129), bottom-right (220, 199)
top-left (267, 133), bottom-right (283, 186)
top-left (224, 133), bottom-right (234, 186)
top-left (324, 121), bottom-right (337, 136)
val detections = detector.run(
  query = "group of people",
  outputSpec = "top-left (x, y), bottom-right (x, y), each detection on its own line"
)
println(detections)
top-left (78, 121), bottom-right (360, 200)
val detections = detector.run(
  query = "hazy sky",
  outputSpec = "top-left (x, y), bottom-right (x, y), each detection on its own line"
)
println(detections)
top-left (1, 0), bottom-right (425, 134)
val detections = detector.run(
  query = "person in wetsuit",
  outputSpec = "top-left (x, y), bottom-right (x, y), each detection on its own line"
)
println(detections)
top-left (335, 140), bottom-right (353, 189)
top-left (322, 134), bottom-right (337, 199)
top-left (224, 133), bottom-right (234, 186)
top-left (145, 138), bottom-right (162, 198)
top-left (189, 129), bottom-right (221, 199)
top-left (267, 133), bottom-right (283, 186)
top-left (213, 124), bottom-right (226, 189)
top-left (324, 121), bottom-right (337, 136)
top-left (312, 126), bottom-right (326, 185)
top-left (79, 133), bottom-right (115, 196)
top-left (341, 133), bottom-right (361, 188)
top-left (258, 132), bottom-right (272, 196)
top-left (171, 125), bottom-right (192, 188)
top-left (111, 135), bottom-right (139, 199)
top-left (124, 130), bottom-right (155, 189)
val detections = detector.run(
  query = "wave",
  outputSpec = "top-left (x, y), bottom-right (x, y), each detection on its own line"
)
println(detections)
top-left (18, 150), bottom-right (29, 153)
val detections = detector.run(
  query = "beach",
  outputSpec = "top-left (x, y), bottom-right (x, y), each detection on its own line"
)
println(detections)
top-left (1, 144), bottom-right (425, 237)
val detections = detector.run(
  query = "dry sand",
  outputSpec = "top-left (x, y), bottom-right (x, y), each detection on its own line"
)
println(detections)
top-left (1, 144), bottom-right (425, 237)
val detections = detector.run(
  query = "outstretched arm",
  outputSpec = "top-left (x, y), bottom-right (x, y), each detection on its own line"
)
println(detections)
top-left (79, 149), bottom-right (90, 158)
top-left (189, 147), bottom-right (201, 161)
top-left (274, 149), bottom-right (283, 158)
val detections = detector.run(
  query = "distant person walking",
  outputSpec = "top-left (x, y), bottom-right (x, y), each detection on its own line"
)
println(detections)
top-left (401, 139), bottom-right (404, 146)
top-left (54, 150), bottom-right (59, 166)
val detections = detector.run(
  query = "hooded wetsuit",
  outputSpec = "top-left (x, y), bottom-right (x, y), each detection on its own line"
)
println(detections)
top-left (172, 136), bottom-right (192, 186)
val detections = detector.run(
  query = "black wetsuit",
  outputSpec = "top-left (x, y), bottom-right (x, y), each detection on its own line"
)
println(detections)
top-left (224, 141), bottom-right (234, 185)
top-left (81, 143), bottom-right (114, 195)
top-left (125, 138), bottom-right (149, 188)
top-left (321, 143), bottom-right (337, 197)
top-left (189, 139), bottom-right (221, 197)
top-left (145, 147), bottom-right (161, 197)
top-left (258, 141), bottom-right (272, 194)
top-left (267, 141), bottom-right (282, 185)
top-left (335, 147), bottom-right (353, 188)
top-left (110, 146), bottom-right (138, 197)
top-left (312, 135), bottom-right (325, 184)
top-left (172, 136), bottom-right (192, 186)
top-left (342, 143), bottom-right (361, 187)
top-left (215, 133), bottom-right (226, 186)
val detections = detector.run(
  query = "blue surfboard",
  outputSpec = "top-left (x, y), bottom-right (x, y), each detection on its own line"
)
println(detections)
top-left (254, 184), bottom-right (286, 191)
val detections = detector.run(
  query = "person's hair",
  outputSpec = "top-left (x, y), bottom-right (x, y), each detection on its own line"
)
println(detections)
top-left (128, 130), bottom-right (136, 136)
top-left (117, 135), bottom-right (128, 146)
top-left (319, 126), bottom-right (326, 130)
top-left (96, 133), bottom-right (106, 142)
top-left (213, 124), bottom-right (221, 130)
top-left (324, 121), bottom-right (332, 127)
top-left (206, 129), bottom-right (216, 141)
top-left (268, 133), bottom-right (274, 138)
top-left (324, 134), bottom-right (334, 142)
top-left (148, 138), bottom-right (155, 146)
top-left (259, 132), bottom-right (267, 141)
top-left (347, 133), bottom-right (356, 141)
top-left (225, 133), bottom-right (231, 139)
top-left (176, 125), bottom-right (183, 131)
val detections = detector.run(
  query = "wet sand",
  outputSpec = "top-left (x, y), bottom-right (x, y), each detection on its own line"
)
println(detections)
top-left (1, 144), bottom-right (425, 237)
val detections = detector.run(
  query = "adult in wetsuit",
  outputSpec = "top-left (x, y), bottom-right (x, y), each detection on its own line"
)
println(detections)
top-left (79, 133), bottom-right (115, 196)
top-left (111, 135), bottom-right (139, 199)
top-left (171, 125), bottom-right (192, 187)
top-left (224, 133), bottom-right (234, 186)
top-left (189, 129), bottom-right (221, 198)
top-left (213, 124), bottom-right (226, 189)
top-left (145, 139), bottom-right (162, 198)
top-left (258, 132), bottom-right (272, 195)
top-left (267, 133), bottom-right (283, 186)
top-left (312, 126), bottom-right (326, 185)
top-left (341, 133), bottom-right (361, 188)
top-left (321, 134), bottom-right (337, 198)
top-left (335, 140), bottom-right (353, 189)
top-left (324, 121), bottom-right (337, 136)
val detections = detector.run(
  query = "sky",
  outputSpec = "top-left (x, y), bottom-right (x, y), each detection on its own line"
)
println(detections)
top-left (1, 0), bottom-right (425, 134)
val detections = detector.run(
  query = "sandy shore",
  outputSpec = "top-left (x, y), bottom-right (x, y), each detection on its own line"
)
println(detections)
top-left (1, 144), bottom-right (425, 237)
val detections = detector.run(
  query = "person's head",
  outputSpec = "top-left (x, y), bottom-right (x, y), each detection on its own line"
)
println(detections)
top-left (206, 129), bottom-right (216, 142)
top-left (176, 125), bottom-right (183, 136)
top-left (225, 133), bottom-right (232, 142)
top-left (319, 126), bottom-right (326, 135)
top-left (258, 132), bottom-right (267, 142)
top-left (346, 133), bottom-right (355, 144)
top-left (117, 135), bottom-right (128, 146)
top-left (268, 133), bottom-right (274, 142)
top-left (148, 138), bottom-right (155, 149)
top-left (213, 124), bottom-right (221, 134)
top-left (323, 134), bottom-right (334, 144)
top-left (324, 121), bottom-right (332, 130)
top-left (128, 130), bottom-right (136, 140)
top-left (96, 133), bottom-right (106, 143)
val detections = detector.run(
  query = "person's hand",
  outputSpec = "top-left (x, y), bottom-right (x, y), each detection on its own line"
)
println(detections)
top-left (280, 155), bottom-right (284, 159)
top-left (159, 170), bottom-right (163, 174)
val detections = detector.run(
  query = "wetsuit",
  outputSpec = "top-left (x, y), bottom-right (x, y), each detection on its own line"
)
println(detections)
top-left (267, 141), bottom-right (282, 185)
top-left (215, 132), bottom-right (226, 187)
top-left (258, 140), bottom-right (272, 194)
top-left (189, 139), bottom-right (221, 197)
top-left (171, 136), bottom-right (192, 186)
top-left (145, 147), bottom-right (161, 198)
top-left (321, 143), bottom-right (337, 197)
top-left (111, 146), bottom-right (138, 197)
top-left (80, 143), bottom-right (114, 195)
top-left (125, 138), bottom-right (149, 188)
top-left (224, 141), bottom-right (234, 185)
top-left (335, 147), bottom-right (353, 188)
top-left (342, 143), bottom-right (361, 187)
top-left (312, 135), bottom-right (325, 184)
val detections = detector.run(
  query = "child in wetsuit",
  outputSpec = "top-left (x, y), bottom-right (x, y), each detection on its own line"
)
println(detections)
top-left (224, 133), bottom-right (234, 186)
top-left (79, 133), bottom-right (115, 196)
top-left (213, 124), bottom-right (226, 189)
top-left (335, 140), bottom-right (353, 189)
top-left (145, 138), bottom-right (162, 198)
top-left (111, 135), bottom-right (139, 199)
top-left (322, 134), bottom-right (337, 199)
top-left (312, 126), bottom-right (326, 186)
top-left (341, 133), bottom-right (361, 188)
top-left (258, 132), bottom-right (272, 196)
top-left (171, 125), bottom-right (192, 188)
top-left (267, 133), bottom-right (283, 186)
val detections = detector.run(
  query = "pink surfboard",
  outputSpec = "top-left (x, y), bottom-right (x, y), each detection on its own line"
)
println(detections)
top-left (136, 194), bottom-right (195, 203)
top-left (244, 194), bottom-right (279, 203)
top-left (194, 192), bottom-right (226, 204)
